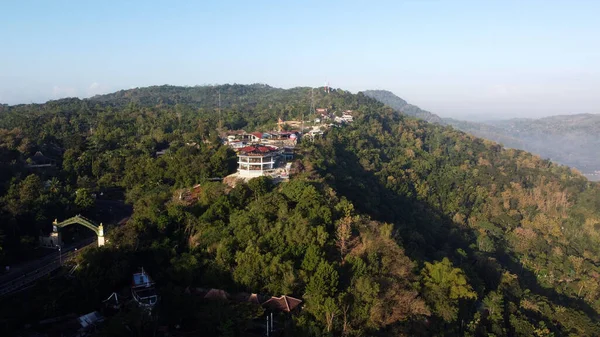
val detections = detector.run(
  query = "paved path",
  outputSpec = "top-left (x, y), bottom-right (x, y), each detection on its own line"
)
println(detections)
top-left (0, 238), bottom-right (95, 298)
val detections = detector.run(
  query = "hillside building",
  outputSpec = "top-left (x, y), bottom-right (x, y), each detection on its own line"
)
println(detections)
top-left (26, 151), bottom-right (57, 169)
top-left (237, 145), bottom-right (280, 177)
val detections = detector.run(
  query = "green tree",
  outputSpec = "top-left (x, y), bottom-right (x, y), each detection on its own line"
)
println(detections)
top-left (75, 188), bottom-right (95, 210)
top-left (420, 258), bottom-right (477, 323)
top-left (19, 174), bottom-right (43, 205)
top-left (233, 245), bottom-right (266, 291)
top-left (247, 176), bottom-right (272, 199)
top-left (305, 261), bottom-right (339, 330)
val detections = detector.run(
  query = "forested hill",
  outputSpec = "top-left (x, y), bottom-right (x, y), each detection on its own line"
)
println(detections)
top-left (445, 114), bottom-right (600, 177)
top-left (1, 85), bottom-right (600, 336)
top-left (364, 89), bottom-right (600, 179)
top-left (362, 89), bottom-right (444, 124)
top-left (89, 83), bottom-right (285, 107)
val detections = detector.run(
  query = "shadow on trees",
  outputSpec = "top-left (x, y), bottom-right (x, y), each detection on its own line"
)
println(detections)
top-left (322, 145), bottom-right (600, 331)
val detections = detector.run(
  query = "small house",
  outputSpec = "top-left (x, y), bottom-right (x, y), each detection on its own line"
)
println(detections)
top-left (26, 151), bottom-right (56, 168)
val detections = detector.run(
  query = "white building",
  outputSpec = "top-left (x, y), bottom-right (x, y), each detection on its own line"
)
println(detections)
top-left (341, 112), bottom-right (353, 122)
top-left (237, 145), bottom-right (280, 177)
top-left (228, 140), bottom-right (247, 149)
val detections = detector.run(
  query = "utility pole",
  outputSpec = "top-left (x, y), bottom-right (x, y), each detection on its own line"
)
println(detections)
top-left (218, 91), bottom-right (222, 131)
top-left (301, 110), bottom-right (304, 136)
top-left (266, 316), bottom-right (269, 337)
top-left (311, 88), bottom-right (315, 115)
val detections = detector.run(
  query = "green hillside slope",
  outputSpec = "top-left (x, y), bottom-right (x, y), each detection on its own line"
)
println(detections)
top-left (0, 85), bottom-right (599, 336)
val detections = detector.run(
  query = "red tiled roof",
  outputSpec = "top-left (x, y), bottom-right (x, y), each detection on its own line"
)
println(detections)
top-left (248, 293), bottom-right (262, 305)
top-left (204, 288), bottom-right (229, 300)
top-left (187, 287), bottom-right (302, 313)
top-left (261, 295), bottom-right (302, 313)
top-left (250, 132), bottom-right (263, 139)
top-left (239, 145), bottom-right (278, 154)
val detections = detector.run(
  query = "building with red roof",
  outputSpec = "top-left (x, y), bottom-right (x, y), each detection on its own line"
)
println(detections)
top-left (237, 145), bottom-right (280, 177)
top-left (261, 295), bottom-right (303, 313)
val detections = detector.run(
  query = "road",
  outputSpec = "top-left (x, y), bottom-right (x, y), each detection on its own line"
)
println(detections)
top-left (0, 238), bottom-right (95, 298)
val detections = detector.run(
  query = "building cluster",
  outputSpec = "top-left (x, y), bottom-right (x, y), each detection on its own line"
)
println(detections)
top-left (225, 130), bottom-right (299, 149)
top-left (222, 109), bottom-right (354, 180)
top-left (314, 108), bottom-right (354, 124)
top-left (185, 287), bottom-right (302, 313)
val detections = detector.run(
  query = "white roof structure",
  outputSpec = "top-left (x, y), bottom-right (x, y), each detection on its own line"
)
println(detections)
top-left (78, 311), bottom-right (104, 328)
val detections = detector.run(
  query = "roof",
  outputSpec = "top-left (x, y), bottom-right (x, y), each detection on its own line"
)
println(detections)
top-left (185, 287), bottom-right (302, 313)
top-left (78, 311), bottom-right (104, 328)
top-left (250, 132), bottom-right (263, 139)
top-left (261, 295), bottom-right (302, 313)
top-left (248, 293), bottom-right (263, 304)
top-left (28, 151), bottom-right (55, 165)
top-left (239, 145), bottom-right (279, 155)
top-left (132, 271), bottom-right (154, 288)
top-left (103, 292), bottom-right (120, 307)
top-left (231, 292), bottom-right (268, 304)
top-left (204, 288), bottom-right (230, 300)
top-left (32, 151), bottom-right (47, 159)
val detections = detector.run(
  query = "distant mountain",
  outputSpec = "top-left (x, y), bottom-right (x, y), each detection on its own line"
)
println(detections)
top-left (362, 90), bottom-right (444, 124)
top-left (364, 89), bottom-right (600, 180)
top-left (445, 114), bottom-right (600, 178)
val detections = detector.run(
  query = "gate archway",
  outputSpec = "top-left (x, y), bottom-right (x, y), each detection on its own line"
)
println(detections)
top-left (52, 215), bottom-right (105, 247)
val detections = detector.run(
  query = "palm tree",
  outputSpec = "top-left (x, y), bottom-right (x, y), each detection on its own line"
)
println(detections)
top-left (48, 177), bottom-right (61, 194)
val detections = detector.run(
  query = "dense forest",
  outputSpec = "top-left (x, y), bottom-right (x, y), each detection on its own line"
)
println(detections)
top-left (1, 84), bottom-right (600, 336)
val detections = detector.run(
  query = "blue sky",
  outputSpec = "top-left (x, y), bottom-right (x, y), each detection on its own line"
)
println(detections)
top-left (1, 0), bottom-right (599, 119)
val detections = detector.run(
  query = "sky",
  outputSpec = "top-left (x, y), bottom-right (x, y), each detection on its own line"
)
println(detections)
top-left (1, 0), bottom-right (599, 119)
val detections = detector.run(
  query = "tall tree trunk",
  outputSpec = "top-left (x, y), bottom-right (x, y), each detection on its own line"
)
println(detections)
top-left (326, 312), bottom-right (335, 332)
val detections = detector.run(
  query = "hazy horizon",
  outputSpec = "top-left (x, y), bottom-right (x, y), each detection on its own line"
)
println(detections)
top-left (2, 0), bottom-right (599, 119)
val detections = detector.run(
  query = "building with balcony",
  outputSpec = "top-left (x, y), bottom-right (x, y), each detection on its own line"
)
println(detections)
top-left (237, 145), bottom-right (280, 177)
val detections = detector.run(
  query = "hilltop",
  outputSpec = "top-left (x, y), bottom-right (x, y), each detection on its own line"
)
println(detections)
top-left (363, 90), bottom-right (444, 124)
top-left (1, 85), bottom-right (600, 336)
